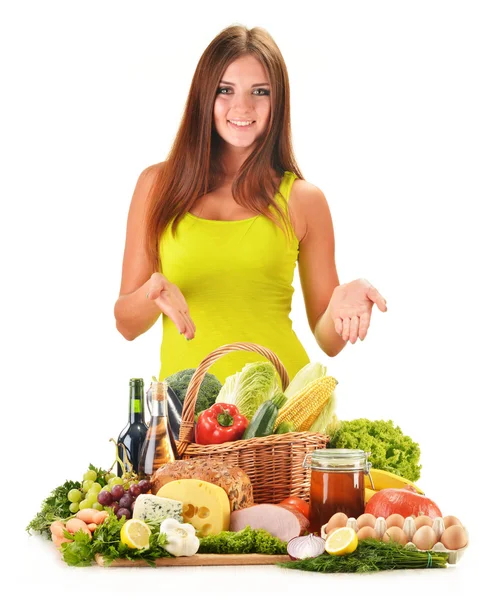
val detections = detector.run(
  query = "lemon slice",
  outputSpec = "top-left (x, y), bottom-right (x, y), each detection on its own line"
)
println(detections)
top-left (120, 519), bottom-right (151, 550)
top-left (324, 526), bottom-right (358, 556)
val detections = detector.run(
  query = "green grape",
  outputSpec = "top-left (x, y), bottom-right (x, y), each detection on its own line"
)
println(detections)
top-left (109, 477), bottom-right (123, 487)
top-left (69, 502), bottom-right (80, 513)
top-left (86, 491), bottom-right (98, 503)
top-left (90, 482), bottom-right (102, 494)
top-left (105, 472), bottom-right (115, 482)
top-left (79, 498), bottom-right (94, 510)
top-left (101, 485), bottom-right (110, 492)
top-left (92, 502), bottom-right (103, 511)
top-left (83, 469), bottom-right (97, 482)
top-left (82, 480), bottom-right (94, 492)
top-left (67, 489), bottom-right (82, 503)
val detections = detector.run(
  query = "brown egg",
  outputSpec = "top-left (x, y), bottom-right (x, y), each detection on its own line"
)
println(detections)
top-left (412, 525), bottom-right (437, 550)
top-left (357, 513), bottom-right (377, 529)
top-left (326, 512), bottom-right (348, 533)
top-left (443, 515), bottom-right (463, 529)
top-left (357, 526), bottom-right (377, 540)
top-left (386, 513), bottom-right (405, 529)
top-left (414, 515), bottom-right (433, 528)
top-left (383, 526), bottom-right (408, 545)
top-left (440, 525), bottom-right (468, 550)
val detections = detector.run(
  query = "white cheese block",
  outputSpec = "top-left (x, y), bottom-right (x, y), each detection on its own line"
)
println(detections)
top-left (132, 494), bottom-right (183, 523)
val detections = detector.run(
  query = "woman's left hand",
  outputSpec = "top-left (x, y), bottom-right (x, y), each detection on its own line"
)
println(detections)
top-left (330, 278), bottom-right (387, 343)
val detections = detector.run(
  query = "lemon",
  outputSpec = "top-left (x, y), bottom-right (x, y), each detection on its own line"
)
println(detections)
top-left (120, 519), bottom-right (151, 550)
top-left (324, 526), bottom-right (358, 556)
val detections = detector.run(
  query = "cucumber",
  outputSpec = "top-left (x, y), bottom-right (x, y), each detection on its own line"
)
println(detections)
top-left (242, 392), bottom-right (288, 439)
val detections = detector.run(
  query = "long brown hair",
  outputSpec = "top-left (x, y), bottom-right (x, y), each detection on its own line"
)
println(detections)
top-left (145, 24), bottom-right (304, 273)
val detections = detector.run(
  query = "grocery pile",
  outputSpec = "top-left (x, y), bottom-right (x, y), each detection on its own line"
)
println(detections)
top-left (26, 360), bottom-right (469, 571)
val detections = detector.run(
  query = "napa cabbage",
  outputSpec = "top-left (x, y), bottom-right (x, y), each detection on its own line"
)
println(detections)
top-left (215, 361), bottom-right (280, 420)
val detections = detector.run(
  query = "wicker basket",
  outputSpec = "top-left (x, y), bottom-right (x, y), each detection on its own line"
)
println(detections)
top-left (176, 342), bottom-right (329, 503)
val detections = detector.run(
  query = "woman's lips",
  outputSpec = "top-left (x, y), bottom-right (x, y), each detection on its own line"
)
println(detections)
top-left (228, 120), bottom-right (255, 130)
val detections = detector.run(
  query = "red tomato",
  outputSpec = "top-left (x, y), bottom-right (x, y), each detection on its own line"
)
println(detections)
top-left (279, 496), bottom-right (310, 519)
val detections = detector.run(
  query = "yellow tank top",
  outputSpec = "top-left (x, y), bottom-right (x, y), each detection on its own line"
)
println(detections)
top-left (158, 171), bottom-right (310, 384)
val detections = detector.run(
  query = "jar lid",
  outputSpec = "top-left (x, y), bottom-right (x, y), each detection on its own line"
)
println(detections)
top-left (309, 448), bottom-right (370, 472)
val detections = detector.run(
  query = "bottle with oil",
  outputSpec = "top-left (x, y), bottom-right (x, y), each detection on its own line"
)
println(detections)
top-left (146, 377), bottom-right (180, 459)
top-left (138, 379), bottom-right (177, 479)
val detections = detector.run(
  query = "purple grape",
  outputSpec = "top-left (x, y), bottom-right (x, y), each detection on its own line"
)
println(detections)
top-left (138, 479), bottom-right (151, 493)
top-left (119, 493), bottom-right (134, 509)
top-left (116, 508), bottom-right (131, 520)
top-left (129, 484), bottom-right (141, 497)
top-left (97, 490), bottom-right (113, 506)
top-left (131, 500), bottom-right (136, 513)
top-left (111, 484), bottom-right (125, 500)
top-left (111, 501), bottom-right (120, 515)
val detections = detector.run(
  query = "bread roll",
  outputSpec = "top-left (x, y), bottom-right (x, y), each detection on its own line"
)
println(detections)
top-left (150, 457), bottom-right (254, 511)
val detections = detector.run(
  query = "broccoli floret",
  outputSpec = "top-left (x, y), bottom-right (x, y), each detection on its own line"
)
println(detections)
top-left (165, 368), bottom-right (222, 415)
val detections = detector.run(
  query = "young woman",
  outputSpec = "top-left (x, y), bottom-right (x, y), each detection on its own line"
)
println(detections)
top-left (114, 25), bottom-right (387, 384)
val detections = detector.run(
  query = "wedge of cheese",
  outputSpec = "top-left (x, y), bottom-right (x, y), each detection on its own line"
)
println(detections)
top-left (132, 494), bottom-right (183, 523)
top-left (156, 478), bottom-right (230, 536)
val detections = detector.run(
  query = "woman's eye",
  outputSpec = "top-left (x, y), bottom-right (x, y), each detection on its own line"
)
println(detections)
top-left (216, 87), bottom-right (270, 96)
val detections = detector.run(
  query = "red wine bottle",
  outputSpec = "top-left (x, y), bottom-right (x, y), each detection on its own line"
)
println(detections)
top-left (117, 378), bottom-right (148, 476)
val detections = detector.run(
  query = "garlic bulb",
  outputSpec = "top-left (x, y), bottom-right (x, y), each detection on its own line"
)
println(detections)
top-left (159, 518), bottom-right (200, 557)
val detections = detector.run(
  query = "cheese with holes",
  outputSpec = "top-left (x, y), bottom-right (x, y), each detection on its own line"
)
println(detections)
top-left (156, 479), bottom-right (230, 536)
top-left (132, 494), bottom-right (183, 523)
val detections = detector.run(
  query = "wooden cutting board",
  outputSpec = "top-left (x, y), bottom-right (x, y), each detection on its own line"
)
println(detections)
top-left (95, 553), bottom-right (291, 567)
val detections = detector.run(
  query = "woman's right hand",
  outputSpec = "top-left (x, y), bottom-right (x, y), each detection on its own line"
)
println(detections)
top-left (146, 273), bottom-right (196, 340)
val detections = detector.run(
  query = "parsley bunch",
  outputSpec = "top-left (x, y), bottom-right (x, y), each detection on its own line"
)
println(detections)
top-left (61, 515), bottom-right (171, 567)
top-left (26, 479), bottom-right (81, 538)
top-left (26, 464), bottom-right (110, 538)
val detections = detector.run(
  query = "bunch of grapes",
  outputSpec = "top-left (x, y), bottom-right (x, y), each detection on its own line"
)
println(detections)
top-left (97, 479), bottom-right (152, 520)
top-left (66, 468), bottom-right (152, 519)
top-left (67, 469), bottom-right (109, 513)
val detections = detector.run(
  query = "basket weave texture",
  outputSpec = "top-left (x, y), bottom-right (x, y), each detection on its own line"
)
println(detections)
top-left (176, 342), bottom-right (329, 503)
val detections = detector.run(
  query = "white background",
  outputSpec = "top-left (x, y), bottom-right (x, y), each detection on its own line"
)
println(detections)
top-left (2, 0), bottom-right (478, 597)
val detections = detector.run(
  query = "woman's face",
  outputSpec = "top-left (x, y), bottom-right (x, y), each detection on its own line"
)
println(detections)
top-left (213, 55), bottom-right (271, 151)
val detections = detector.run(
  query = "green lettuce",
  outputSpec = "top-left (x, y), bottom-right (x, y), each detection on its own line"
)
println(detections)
top-left (215, 361), bottom-right (280, 420)
top-left (198, 526), bottom-right (287, 554)
top-left (328, 418), bottom-right (422, 481)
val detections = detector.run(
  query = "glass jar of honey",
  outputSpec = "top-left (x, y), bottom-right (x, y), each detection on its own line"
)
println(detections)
top-left (303, 449), bottom-right (372, 534)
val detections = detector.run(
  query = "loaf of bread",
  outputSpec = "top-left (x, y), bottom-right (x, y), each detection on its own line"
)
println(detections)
top-left (150, 457), bottom-right (254, 511)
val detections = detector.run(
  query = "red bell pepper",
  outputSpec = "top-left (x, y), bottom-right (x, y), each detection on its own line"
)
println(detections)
top-left (195, 403), bottom-right (248, 445)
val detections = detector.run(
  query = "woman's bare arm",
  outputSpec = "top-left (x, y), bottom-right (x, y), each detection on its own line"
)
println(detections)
top-left (114, 163), bottom-right (196, 341)
top-left (296, 181), bottom-right (347, 357)
top-left (114, 164), bottom-right (164, 341)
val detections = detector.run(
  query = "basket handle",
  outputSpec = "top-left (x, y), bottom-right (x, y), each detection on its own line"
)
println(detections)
top-left (176, 342), bottom-right (290, 457)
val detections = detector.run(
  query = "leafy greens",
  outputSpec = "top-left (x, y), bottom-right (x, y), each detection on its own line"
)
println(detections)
top-left (198, 526), bottom-right (287, 554)
top-left (328, 418), bottom-right (422, 481)
top-left (61, 515), bottom-right (172, 567)
top-left (278, 539), bottom-right (447, 572)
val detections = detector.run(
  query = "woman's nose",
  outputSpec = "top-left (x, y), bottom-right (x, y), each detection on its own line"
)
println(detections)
top-left (232, 92), bottom-right (254, 114)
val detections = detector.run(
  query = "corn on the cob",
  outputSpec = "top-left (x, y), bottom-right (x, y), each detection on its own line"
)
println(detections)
top-left (274, 375), bottom-right (338, 431)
